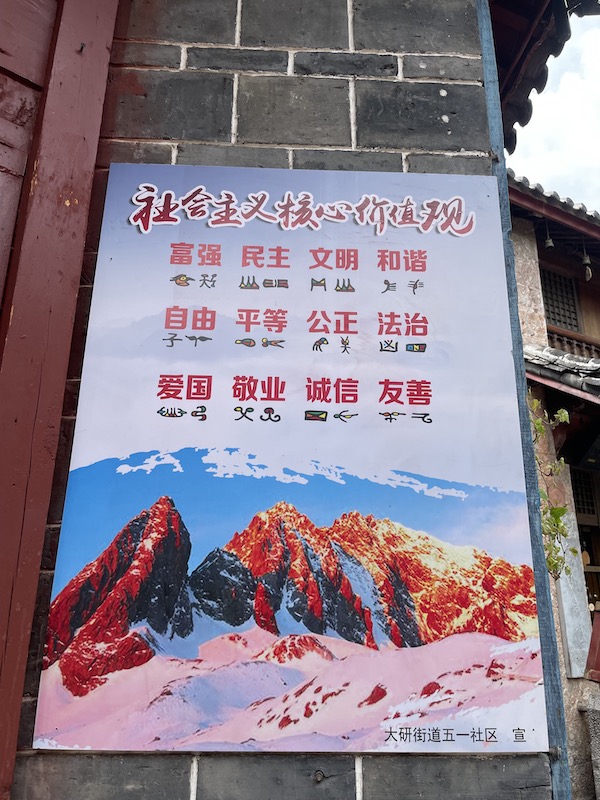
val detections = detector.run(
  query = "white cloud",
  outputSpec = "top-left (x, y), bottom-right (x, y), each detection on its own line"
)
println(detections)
top-left (200, 447), bottom-right (469, 498)
top-left (116, 452), bottom-right (183, 475)
top-left (507, 16), bottom-right (600, 213)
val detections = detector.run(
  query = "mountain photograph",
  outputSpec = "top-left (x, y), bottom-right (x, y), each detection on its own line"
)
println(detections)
top-left (35, 492), bottom-right (545, 752)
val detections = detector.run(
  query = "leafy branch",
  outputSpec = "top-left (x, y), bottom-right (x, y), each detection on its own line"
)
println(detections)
top-left (528, 392), bottom-right (577, 580)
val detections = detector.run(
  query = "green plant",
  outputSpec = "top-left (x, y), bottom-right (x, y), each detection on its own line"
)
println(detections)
top-left (528, 392), bottom-right (577, 580)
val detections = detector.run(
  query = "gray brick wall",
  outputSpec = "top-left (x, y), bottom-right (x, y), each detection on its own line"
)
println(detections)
top-left (15, 1), bottom-right (545, 798)
top-left (12, 753), bottom-right (551, 800)
top-left (98, 0), bottom-right (492, 175)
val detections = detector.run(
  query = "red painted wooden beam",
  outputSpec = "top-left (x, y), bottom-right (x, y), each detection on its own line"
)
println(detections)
top-left (0, 0), bottom-right (118, 796)
top-left (510, 185), bottom-right (600, 240)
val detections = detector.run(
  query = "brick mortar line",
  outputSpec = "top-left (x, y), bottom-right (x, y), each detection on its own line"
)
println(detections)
top-left (349, 78), bottom-right (357, 149)
top-left (235, 0), bottom-right (242, 47)
top-left (287, 52), bottom-right (294, 75)
top-left (231, 73), bottom-right (239, 143)
top-left (98, 136), bottom-right (488, 158)
top-left (108, 64), bottom-right (483, 86)
top-left (180, 45), bottom-right (188, 70)
top-left (347, 0), bottom-right (355, 51)
top-left (355, 755), bottom-right (363, 800)
top-left (112, 39), bottom-right (482, 59)
top-left (189, 756), bottom-right (199, 800)
top-left (130, 66), bottom-right (483, 84)
top-left (101, 137), bottom-right (489, 158)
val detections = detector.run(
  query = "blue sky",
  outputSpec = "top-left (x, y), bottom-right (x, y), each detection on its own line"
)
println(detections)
top-left (507, 15), bottom-right (600, 212)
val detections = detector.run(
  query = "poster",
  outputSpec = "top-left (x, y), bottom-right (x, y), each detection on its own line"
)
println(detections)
top-left (34, 165), bottom-right (547, 753)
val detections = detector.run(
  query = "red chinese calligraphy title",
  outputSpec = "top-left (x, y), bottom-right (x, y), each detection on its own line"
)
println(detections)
top-left (129, 184), bottom-right (476, 237)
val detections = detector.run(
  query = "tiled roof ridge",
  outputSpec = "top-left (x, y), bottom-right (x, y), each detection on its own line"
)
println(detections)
top-left (508, 168), bottom-right (600, 226)
top-left (524, 344), bottom-right (600, 397)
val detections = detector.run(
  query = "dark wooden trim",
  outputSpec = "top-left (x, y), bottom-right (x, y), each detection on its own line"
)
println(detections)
top-left (546, 323), bottom-right (600, 350)
top-left (526, 371), bottom-right (600, 407)
top-left (585, 612), bottom-right (600, 681)
top-left (0, 0), bottom-right (119, 796)
top-left (510, 185), bottom-right (600, 241)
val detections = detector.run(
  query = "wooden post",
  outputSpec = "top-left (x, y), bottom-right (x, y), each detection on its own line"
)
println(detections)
top-left (0, 0), bottom-right (119, 796)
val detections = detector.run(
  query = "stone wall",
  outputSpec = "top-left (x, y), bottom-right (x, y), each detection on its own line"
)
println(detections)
top-left (13, 1), bottom-right (554, 798)
top-left (512, 220), bottom-right (596, 799)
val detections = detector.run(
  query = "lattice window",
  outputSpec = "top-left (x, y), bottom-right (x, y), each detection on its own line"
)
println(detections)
top-left (540, 269), bottom-right (580, 332)
top-left (572, 468), bottom-right (597, 518)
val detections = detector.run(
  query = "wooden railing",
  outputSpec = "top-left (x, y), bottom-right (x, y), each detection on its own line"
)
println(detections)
top-left (547, 325), bottom-right (600, 360)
